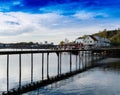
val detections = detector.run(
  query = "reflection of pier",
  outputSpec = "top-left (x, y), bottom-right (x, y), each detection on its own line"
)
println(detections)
top-left (1, 48), bottom-right (120, 95)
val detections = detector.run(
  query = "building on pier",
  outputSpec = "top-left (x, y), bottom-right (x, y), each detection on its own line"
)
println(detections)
top-left (83, 35), bottom-right (111, 49)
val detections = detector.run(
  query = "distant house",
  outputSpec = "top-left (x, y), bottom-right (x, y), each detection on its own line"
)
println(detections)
top-left (83, 35), bottom-right (110, 49)
top-left (75, 38), bottom-right (83, 44)
top-left (75, 38), bottom-right (84, 49)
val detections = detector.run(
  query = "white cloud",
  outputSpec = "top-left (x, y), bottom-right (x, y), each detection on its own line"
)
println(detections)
top-left (74, 11), bottom-right (95, 20)
top-left (0, 12), bottom-right (119, 44)
top-left (74, 11), bottom-right (108, 20)
top-left (0, 12), bottom-right (68, 43)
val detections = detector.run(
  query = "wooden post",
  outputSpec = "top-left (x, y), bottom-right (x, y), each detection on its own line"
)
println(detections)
top-left (76, 54), bottom-right (77, 71)
top-left (70, 52), bottom-right (72, 72)
top-left (84, 51), bottom-right (87, 69)
top-left (79, 52), bottom-right (81, 70)
top-left (7, 54), bottom-right (9, 94)
top-left (47, 53), bottom-right (49, 79)
top-left (83, 51), bottom-right (85, 69)
top-left (42, 53), bottom-right (44, 80)
top-left (91, 52), bottom-right (94, 66)
top-left (91, 51), bottom-right (94, 66)
top-left (31, 53), bottom-right (33, 83)
top-left (60, 53), bottom-right (62, 75)
top-left (81, 53), bottom-right (84, 70)
top-left (19, 54), bottom-right (21, 89)
top-left (57, 53), bottom-right (60, 76)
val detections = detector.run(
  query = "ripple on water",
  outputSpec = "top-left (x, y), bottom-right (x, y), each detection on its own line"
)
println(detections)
top-left (25, 60), bottom-right (120, 95)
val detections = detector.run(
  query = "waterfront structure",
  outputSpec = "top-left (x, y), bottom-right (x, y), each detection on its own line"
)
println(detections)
top-left (59, 35), bottom-right (110, 50)
top-left (59, 43), bottom-right (81, 50)
top-left (1, 48), bottom-right (119, 95)
top-left (75, 37), bottom-right (83, 44)
top-left (83, 35), bottom-right (111, 49)
top-left (75, 37), bottom-right (84, 49)
top-left (0, 42), bottom-right (55, 49)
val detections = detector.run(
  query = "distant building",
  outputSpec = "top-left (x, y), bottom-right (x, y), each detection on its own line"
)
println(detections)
top-left (75, 38), bottom-right (84, 49)
top-left (75, 38), bottom-right (83, 44)
top-left (44, 41), bottom-right (48, 44)
top-left (83, 35), bottom-right (111, 49)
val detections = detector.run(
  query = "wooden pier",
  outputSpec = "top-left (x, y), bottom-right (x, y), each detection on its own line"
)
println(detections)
top-left (1, 48), bottom-right (120, 95)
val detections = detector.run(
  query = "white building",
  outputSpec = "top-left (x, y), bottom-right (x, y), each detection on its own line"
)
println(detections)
top-left (74, 38), bottom-right (84, 49)
top-left (75, 38), bottom-right (83, 44)
top-left (83, 35), bottom-right (110, 49)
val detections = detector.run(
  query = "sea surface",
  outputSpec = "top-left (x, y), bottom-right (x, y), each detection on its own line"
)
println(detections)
top-left (24, 58), bottom-right (120, 95)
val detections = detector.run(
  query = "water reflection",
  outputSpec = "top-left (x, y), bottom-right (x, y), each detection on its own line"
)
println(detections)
top-left (98, 58), bottom-right (120, 74)
top-left (102, 61), bottom-right (120, 71)
top-left (0, 51), bottom-right (94, 93)
top-left (25, 58), bottom-right (120, 95)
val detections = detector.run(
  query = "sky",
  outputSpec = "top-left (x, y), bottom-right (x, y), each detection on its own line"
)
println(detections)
top-left (0, 0), bottom-right (120, 44)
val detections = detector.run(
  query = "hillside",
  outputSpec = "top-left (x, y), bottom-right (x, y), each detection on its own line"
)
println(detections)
top-left (92, 29), bottom-right (120, 46)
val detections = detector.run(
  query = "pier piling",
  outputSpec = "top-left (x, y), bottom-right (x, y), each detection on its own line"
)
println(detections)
top-left (7, 54), bottom-right (9, 95)
top-left (31, 53), bottom-right (33, 83)
top-left (70, 52), bottom-right (72, 72)
top-left (19, 54), bottom-right (21, 90)
top-left (42, 53), bottom-right (44, 80)
top-left (2, 48), bottom-right (119, 95)
top-left (47, 53), bottom-right (49, 79)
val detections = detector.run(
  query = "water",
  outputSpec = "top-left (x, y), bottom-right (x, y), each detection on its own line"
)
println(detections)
top-left (0, 49), bottom-right (120, 95)
top-left (0, 49), bottom-right (89, 94)
top-left (24, 58), bottom-right (120, 95)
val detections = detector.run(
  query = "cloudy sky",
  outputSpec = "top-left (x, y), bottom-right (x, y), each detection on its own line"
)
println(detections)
top-left (0, 0), bottom-right (120, 44)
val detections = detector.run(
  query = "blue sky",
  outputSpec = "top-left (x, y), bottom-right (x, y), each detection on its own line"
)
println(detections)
top-left (0, 0), bottom-right (120, 44)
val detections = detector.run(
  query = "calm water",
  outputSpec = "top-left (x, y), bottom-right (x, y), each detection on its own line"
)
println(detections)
top-left (0, 49), bottom-right (120, 95)
top-left (24, 58), bottom-right (120, 95)
top-left (0, 49), bottom-right (90, 94)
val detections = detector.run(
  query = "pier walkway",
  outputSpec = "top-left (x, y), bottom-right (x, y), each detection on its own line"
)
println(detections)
top-left (1, 48), bottom-right (120, 95)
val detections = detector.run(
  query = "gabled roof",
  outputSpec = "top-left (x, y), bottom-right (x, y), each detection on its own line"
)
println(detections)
top-left (89, 35), bottom-right (98, 41)
top-left (76, 37), bottom-right (83, 40)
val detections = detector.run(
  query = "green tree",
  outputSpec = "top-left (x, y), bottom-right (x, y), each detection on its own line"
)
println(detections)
top-left (59, 41), bottom-right (65, 45)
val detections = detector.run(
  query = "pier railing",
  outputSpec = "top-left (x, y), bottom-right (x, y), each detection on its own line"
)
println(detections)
top-left (1, 49), bottom-right (119, 95)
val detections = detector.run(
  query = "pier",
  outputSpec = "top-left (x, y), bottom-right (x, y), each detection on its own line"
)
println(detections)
top-left (1, 48), bottom-right (120, 95)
